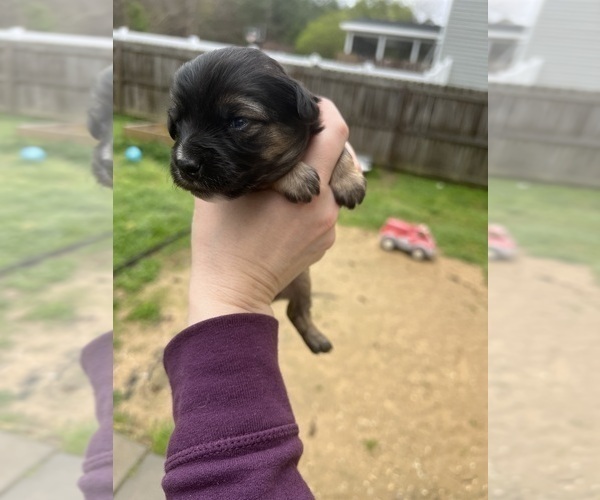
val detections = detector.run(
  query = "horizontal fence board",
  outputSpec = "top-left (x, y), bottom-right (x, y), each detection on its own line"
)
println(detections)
top-left (0, 36), bottom-right (111, 119)
top-left (489, 84), bottom-right (600, 188)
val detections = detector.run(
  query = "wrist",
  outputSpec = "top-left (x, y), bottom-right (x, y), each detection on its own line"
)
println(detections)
top-left (188, 279), bottom-right (274, 326)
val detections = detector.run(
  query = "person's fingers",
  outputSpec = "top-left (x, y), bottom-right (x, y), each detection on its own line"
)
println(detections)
top-left (302, 97), bottom-right (349, 187)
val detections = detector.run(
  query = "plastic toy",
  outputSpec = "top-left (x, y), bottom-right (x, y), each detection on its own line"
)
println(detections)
top-left (20, 146), bottom-right (47, 162)
top-left (125, 146), bottom-right (143, 162)
top-left (488, 224), bottom-right (517, 260)
top-left (379, 218), bottom-right (436, 260)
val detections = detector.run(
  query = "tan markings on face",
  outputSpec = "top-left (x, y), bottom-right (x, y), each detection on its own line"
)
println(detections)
top-left (223, 96), bottom-right (269, 121)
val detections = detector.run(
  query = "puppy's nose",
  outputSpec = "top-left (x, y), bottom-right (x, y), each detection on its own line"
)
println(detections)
top-left (176, 158), bottom-right (201, 175)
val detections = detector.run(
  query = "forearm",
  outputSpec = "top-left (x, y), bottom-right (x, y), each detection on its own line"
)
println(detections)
top-left (162, 314), bottom-right (314, 499)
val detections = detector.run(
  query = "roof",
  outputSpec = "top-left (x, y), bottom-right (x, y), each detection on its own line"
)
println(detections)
top-left (489, 22), bottom-right (526, 33)
top-left (340, 18), bottom-right (442, 40)
top-left (488, 22), bottom-right (526, 40)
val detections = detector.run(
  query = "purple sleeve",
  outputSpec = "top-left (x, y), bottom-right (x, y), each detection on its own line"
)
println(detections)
top-left (78, 332), bottom-right (113, 500)
top-left (161, 313), bottom-right (314, 499)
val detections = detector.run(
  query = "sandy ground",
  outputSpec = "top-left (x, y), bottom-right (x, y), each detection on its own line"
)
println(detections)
top-left (0, 247), bottom-right (112, 440)
top-left (115, 225), bottom-right (488, 499)
top-left (489, 256), bottom-right (600, 499)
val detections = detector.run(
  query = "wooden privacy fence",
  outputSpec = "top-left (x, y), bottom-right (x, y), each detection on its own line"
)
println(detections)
top-left (114, 35), bottom-right (488, 186)
top-left (489, 84), bottom-right (600, 188)
top-left (0, 29), bottom-right (112, 120)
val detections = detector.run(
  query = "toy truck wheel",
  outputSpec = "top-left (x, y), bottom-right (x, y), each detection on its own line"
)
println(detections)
top-left (380, 237), bottom-right (396, 251)
top-left (411, 248), bottom-right (426, 261)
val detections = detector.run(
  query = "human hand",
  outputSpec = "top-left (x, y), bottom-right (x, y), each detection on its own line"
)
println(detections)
top-left (187, 98), bottom-right (353, 325)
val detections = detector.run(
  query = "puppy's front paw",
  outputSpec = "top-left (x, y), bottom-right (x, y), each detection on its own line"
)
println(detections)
top-left (330, 149), bottom-right (367, 209)
top-left (332, 175), bottom-right (367, 209)
top-left (273, 162), bottom-right (320, 203)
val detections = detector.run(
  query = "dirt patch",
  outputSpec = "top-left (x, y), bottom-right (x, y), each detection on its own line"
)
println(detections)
top-left (489, 256), bottom-right (600, 498)
top-left (0, 248), bottom-right (112, 442)
top-left (115, 225), bottom-right (488, 498)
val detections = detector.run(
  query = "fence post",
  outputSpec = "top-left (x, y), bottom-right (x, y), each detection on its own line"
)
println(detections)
top-left (1, 36), bottom-right (17, 114)
top-left (114, 42), bottom-right (124, 114)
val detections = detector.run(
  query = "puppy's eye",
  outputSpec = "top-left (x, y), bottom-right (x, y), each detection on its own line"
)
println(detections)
top-left (229, 117), bottom-right (249, 130)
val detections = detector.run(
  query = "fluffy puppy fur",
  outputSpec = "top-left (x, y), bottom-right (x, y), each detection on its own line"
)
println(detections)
top-left (87, 65), bottom-right (113, 188)
top-left (168, 47), bottom-right (366, 353)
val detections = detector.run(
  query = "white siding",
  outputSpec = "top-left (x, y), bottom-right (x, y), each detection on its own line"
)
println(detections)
top-left (521, 0), bottom-right (600, 91)
top-left (438, 0), bottom-right (488, 90)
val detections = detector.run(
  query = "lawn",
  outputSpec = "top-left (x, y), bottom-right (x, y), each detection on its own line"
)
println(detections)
top-left (113, 115), bottom-right (193, 297)
top-left (489, 177), bottom-right (600, 276)
top-left (0, 114), bottom-right (112, 321)
top-left (113, 114), bottom-right (488, 299)
top-left (0, 115), bottom-right (112, 271)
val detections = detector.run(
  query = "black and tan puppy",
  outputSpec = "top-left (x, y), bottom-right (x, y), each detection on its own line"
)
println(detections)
top-left (168, 47), bottom-right (366, 353)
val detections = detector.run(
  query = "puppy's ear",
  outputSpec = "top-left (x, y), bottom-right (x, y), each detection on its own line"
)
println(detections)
top-left (292, 81), bottom-right (322, 131)
top-left (167, 109), bottom-right (177, 140)
top-left (87, 112), bottom-right (103, 141)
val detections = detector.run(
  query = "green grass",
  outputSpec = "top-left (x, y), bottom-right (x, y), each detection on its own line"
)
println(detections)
top-left (115, 258), bottom-right (163, 295)
top-left (0, 114), bottom-right (112, 270)
top-left (341, 169), bottom-right (488, 267)
top-left (113, 114), bottom-right (192, 324)
top-left (0, 411), bottom-right (26, 426)
top-left (362, 437), bottom-right (379, 453)
top-left (489, 178), bottom-right (600, 275)
top-left (22, 299), bottom-right (77, 322)
top-left (113, 389), bottom-right (125, 407)
top-left (147, 420), bottom-right (174, 456)
top-left (114, 410), bottom-right (131, 427)
top-left (0, 334), bottom-right (12, 350)
top-left (0, 390), bottom-right (17, 406)
top-left (126, 296), bottom-right (163, 323)
top-left (113, 115), bottom-right (191, 271)
top-left (1, 258), bottom-right (78, 292)
top-left (57, 422), bottom-right (97, 455)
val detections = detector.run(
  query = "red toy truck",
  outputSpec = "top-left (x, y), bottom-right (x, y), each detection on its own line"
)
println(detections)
top-left (379, 218), bottom-right (437, 260)
top-left (488, 224), bottom-right (518, 260)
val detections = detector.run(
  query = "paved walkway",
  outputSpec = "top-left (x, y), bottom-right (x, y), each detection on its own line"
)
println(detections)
top-left (113, 432), bottom-right (165, 499)
top-left (0, 431), bottom-right (165, 499)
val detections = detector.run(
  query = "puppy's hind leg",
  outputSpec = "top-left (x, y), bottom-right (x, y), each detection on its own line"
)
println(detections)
top-left (281, 270), bottom-right (332, 354)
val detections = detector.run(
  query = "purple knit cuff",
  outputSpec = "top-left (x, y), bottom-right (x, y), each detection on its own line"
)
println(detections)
top-left (163, 314), bottom-right (297, 459)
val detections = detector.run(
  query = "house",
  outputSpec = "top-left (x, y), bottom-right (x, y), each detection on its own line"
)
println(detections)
top-left (488, 0), bottom-right (600, 91)
top-left (339, 19), bottom-right (441, 71)
top-left (436, 0), bottom-right (488, 91)
top-left (339, 0), bottom-right (488, 91)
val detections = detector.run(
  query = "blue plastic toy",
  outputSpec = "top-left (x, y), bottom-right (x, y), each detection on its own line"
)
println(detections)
top-left (20, 146), bottom-right (47, 162)
top-left (125, 146), bottom-right (143, 162)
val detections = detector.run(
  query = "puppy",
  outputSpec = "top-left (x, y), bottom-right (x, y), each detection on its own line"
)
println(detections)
top-left (87, 65), bottom-right (113, 188)
top-left (168, 47), bottom-right (366, 353)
